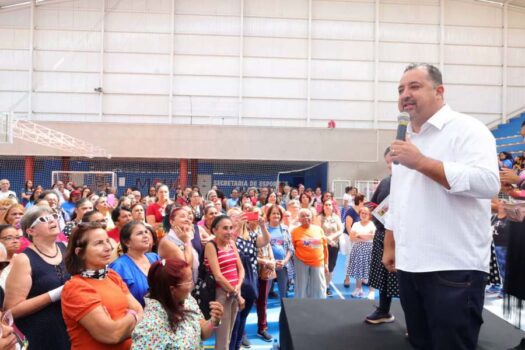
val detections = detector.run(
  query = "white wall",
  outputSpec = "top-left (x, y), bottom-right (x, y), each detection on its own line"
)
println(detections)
top-left (0, 0), bottom-right (524, 130)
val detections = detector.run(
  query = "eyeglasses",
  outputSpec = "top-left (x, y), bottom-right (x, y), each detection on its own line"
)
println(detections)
top-left (30, 213), bottom-right (59, 228)
top-left (0, 235), bottom-right (22, 242)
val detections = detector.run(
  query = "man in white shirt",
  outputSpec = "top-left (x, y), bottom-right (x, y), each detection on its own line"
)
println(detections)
top-left (54, 181), bottom-right (70, 205)
top-left (0, 179), bottom-right (17, 201)
top-left (382, 63), bottom-right (500, 349)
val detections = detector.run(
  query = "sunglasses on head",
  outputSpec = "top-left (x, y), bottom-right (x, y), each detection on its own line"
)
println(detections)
top-left (30, 213), bottom-right (59, 228)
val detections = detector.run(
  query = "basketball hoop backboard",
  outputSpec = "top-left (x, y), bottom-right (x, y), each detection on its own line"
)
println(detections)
top-left (0, 112), bottom-right (13, 144)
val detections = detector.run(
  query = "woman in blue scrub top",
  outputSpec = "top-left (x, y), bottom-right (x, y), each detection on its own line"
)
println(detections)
top-left (110, 221), bottom-right (159, 306)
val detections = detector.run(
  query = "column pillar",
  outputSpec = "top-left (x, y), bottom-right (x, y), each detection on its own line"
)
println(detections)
top-left (24, 156), bottom-right (34, 181)
top-left (179, 159), bottom-right (189, 188)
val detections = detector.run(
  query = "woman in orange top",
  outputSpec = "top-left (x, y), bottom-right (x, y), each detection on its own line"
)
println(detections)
top-left (61, 222), bottom-right (143, 350)
top-left (291, 208), bottom-right (328, 299)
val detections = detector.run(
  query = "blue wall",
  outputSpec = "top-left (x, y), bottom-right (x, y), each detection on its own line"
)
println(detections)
top-left (0, 158), bottom-right (328, 198)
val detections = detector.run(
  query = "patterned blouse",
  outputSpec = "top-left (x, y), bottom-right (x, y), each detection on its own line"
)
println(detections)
top-left (131, 296), bottom-right (204, 350)
top-left (236, 229), bottom-right (259, 273)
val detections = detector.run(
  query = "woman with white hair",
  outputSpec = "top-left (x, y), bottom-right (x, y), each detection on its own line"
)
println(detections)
top-left (291, 208), bottom-right (328, 299)
top-left (4, 205), bottom-right (70, 349)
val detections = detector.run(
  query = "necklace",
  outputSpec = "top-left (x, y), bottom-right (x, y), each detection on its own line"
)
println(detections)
top-left (33, 242), bottom-right (59, 259)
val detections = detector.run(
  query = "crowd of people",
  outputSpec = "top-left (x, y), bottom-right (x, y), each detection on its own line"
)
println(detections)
top-left (499, 151), bottom-right (525, 172)
top-left (0, 63), bottom-right (523, 350)
top-left (0, 175), bottom-right (386, 350)
top-left (0, 143), bottom-right (520, 349)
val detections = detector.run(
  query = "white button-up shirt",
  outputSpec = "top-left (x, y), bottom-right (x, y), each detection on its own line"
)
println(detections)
top-left (385, 104), bottom-right (500, 273)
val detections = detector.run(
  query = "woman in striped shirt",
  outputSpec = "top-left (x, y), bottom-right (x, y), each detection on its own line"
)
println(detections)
top-left (205, 215), bottom-right (245, 350)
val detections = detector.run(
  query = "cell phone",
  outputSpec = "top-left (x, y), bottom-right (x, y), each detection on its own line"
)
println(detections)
top-left (245, 211), bottom-right (259, 222)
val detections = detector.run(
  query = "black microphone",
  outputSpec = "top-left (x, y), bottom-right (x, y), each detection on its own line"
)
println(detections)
top-left (393, 112), bottom-right (410, 164)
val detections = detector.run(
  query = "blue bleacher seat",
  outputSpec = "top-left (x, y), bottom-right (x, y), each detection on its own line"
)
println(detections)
top-left (492, 112), bottom-right (525, 156)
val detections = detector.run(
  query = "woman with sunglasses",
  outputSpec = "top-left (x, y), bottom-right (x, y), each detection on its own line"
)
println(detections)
top-left (131, 258), bottom-right (223, 349)
top-left (109, 221), bottom-right (159, 307)
top-left (61, 222), bottom-right (143, 350)
top-left (0, 224), bottom-right (22, 290)
top-left (4, 205), bottom-right (70, 350)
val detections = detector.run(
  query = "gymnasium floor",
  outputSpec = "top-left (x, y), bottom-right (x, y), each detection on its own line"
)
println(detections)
top-left (202, 253), bottom-right (522, 349)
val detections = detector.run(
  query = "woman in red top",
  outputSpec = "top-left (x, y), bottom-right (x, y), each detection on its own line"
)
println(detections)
top-left (205, 215), bottom-right (245, 350)
top-left (146, 185), bottom-right (172, 238)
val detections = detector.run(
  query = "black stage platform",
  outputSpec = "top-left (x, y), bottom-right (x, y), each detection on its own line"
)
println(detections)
top-left (279, 298), bottom-right (525, 350)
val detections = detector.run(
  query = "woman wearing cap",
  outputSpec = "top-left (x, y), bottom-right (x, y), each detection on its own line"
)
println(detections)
top-left (4, 205), bottom-right (71, 349)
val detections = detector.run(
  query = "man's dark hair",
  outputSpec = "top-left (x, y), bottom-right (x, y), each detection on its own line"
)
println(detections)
top-left (111, 206), bottom-right (131, 223)
top-left (521, 120), bottom-right (525, 128)
top-left (404, 63), bottom-right (443, 87)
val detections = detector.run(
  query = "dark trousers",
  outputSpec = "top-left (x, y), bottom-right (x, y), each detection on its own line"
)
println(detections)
top-left (256, 278), bottom-right (272, 332)
top-left (378, 290), bottom-right (392, 314)
top-left (398, 270), bottom-right (487, 350)
top-left (229, 293), bottom-right (256, 350)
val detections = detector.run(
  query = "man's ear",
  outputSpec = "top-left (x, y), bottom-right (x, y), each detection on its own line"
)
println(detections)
top-left (75, 247), bottom-right (81, 256)
top-left (436, 84), bottom-right (444, 99)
